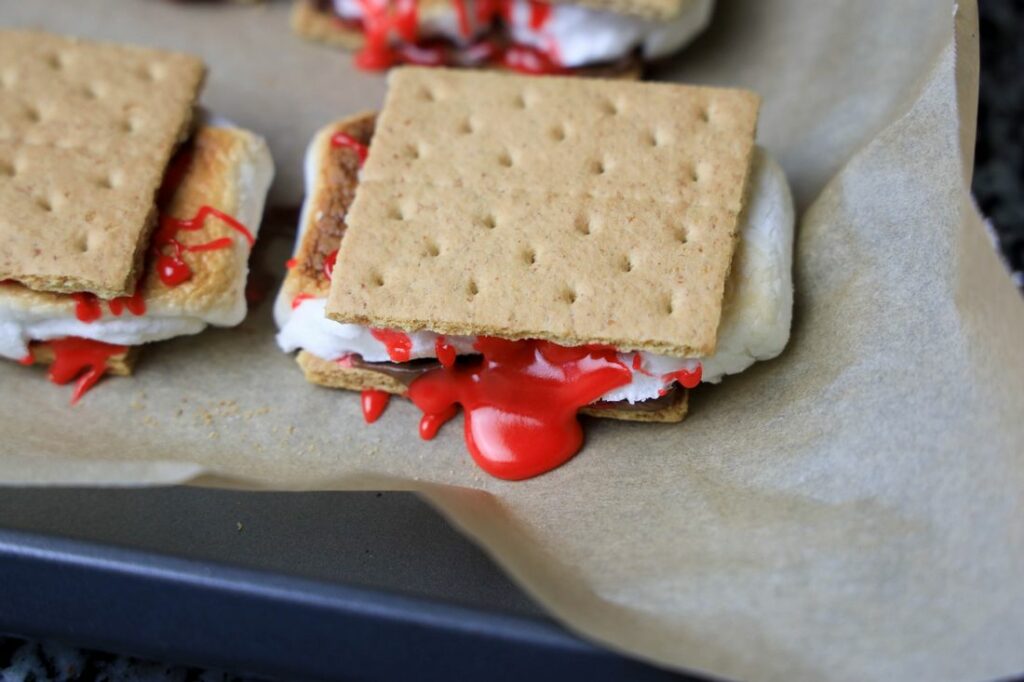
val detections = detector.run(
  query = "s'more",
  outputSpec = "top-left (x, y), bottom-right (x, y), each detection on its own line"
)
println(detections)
top-left (0, 31), bottom-right (274, 402)
top-left (291, 0), bottom-right (713, 77)
top-left (276, 67), bottom-right (794, 480)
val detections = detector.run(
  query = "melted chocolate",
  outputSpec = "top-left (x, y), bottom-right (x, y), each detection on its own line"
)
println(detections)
top-left (298, 116), bottom-right (377, 284)
top-left (351, 356), bottom-right (442, 386)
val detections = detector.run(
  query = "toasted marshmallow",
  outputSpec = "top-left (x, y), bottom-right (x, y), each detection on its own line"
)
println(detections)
top-left (0, 125), bottom-right (274, 360)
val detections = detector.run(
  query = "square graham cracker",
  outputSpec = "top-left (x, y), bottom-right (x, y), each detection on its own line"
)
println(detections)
top-left (0, 30), bottom-right (206, 298)
top-left (326, 68), bottom-right (759, 358)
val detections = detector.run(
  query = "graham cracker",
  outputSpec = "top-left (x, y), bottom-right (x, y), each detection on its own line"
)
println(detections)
top-left (326, 67), bottom-right (759, 358)
top-left (0, 30), bottom-right (206, 298)
top-left (281, 116), bottom-right (685, 423)
top-left (26, 343), bottom-right (138, 377)
top-left (0, 125), bottom-right (274, 326)
top-left (296, 350), bottom-right (689, 422)
top-left (549, 0), bottom-right (695, 21)
top-left (289, 0), bottom-right (643, 78)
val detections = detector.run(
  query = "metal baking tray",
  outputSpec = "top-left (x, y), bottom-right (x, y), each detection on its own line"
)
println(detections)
top-left (0, 487), bottom-right (696, 680)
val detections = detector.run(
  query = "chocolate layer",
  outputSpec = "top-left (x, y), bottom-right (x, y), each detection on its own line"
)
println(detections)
top-left (296, 115), bottom-right (376, 284)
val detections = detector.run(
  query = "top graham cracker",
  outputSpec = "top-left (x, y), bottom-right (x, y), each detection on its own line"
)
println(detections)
top-left (0, 30), bottom-right (205, 298)
top-left (326, 68), bottom-right (760, 358)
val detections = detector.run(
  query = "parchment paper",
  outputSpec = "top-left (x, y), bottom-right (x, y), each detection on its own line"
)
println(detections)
top-left (2, 2), bottom-right (1022, 681)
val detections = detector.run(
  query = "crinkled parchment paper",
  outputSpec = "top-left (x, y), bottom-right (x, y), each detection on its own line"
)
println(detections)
top-left (2, 2), bottom-right (1022, 680)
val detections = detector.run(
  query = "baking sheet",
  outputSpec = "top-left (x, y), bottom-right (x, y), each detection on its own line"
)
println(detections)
top-left (2, 2), bottom-right (1023, 681)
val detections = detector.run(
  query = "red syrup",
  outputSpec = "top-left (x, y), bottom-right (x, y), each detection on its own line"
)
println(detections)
top-left (153, 206), bottom-right (255, 288)
top-left (361, 389), bottom-right (392, 423)
top-left (330, 131), bottom-right (369, 165)
top-left (370, 328), bottom-right (412, 362)
top-left (406, 337), bottom-right (632, 480)
top-left (434, 337), bottom-right (457, 369)
top-left (42, 337), bottom-right (127, 404)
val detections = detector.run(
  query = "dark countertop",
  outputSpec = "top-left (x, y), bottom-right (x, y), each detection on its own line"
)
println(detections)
top-left (2, 1), bottom-right (1021, 681)
top-left (974, 0), bottom-right (1024, 285)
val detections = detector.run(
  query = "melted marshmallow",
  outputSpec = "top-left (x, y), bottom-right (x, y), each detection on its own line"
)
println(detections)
top-left (332, 0), bottom-right (714, 68)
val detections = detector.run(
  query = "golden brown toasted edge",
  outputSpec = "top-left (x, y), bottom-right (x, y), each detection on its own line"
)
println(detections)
top-left (25, 344), bottom-right (139, 377)
top-left (281, 112), bottom-right (377, 304)
top-left (0, 30), bottom-right (206, 298)
top-left (295, 350), bottom-right (688, 422)
top-left (289, 0), bottom-right (642, 78)
top-left (0, 125), bottom-right (271, 322)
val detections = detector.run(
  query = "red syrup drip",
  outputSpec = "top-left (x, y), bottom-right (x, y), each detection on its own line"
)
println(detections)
top-left (527, 0), bottom-right (552, 29)
top-left (630, 353), bottom-right (654, 376)
top-left (361, 389), bottom-right (391, 423)
top-left (453, 0), bottom-right (472, 37)
top-left (406, 337), bottom-right (632, 480)
top-left (285, 258), bottom-right (298, 269)
top-left (434, 337), bottom-right (457, 369)
top-left (43, 337), bottom-right (127, 404)
top-left (291, 293), bottom-right (316, 310)
top-left (108, 290), bottom-right (147, 317)
top-left (664, 364), bottom-right (702, 390)
top-left (154, 206), bottom-right (255, 288)
top-left (330, 132), bottom-right (369, 166)
top-left (419, 405), bottom-right (458, 440)
top-left (71, 290), bottom-right (146, 323)
top-left (355, 0), bottom-right (419, 70)
top-left (323, 250), bottom-right (339, 281)
top-left (370, 328), bottom-right (412, 362)
top-left (71, 293), bottom-right (103, 323)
